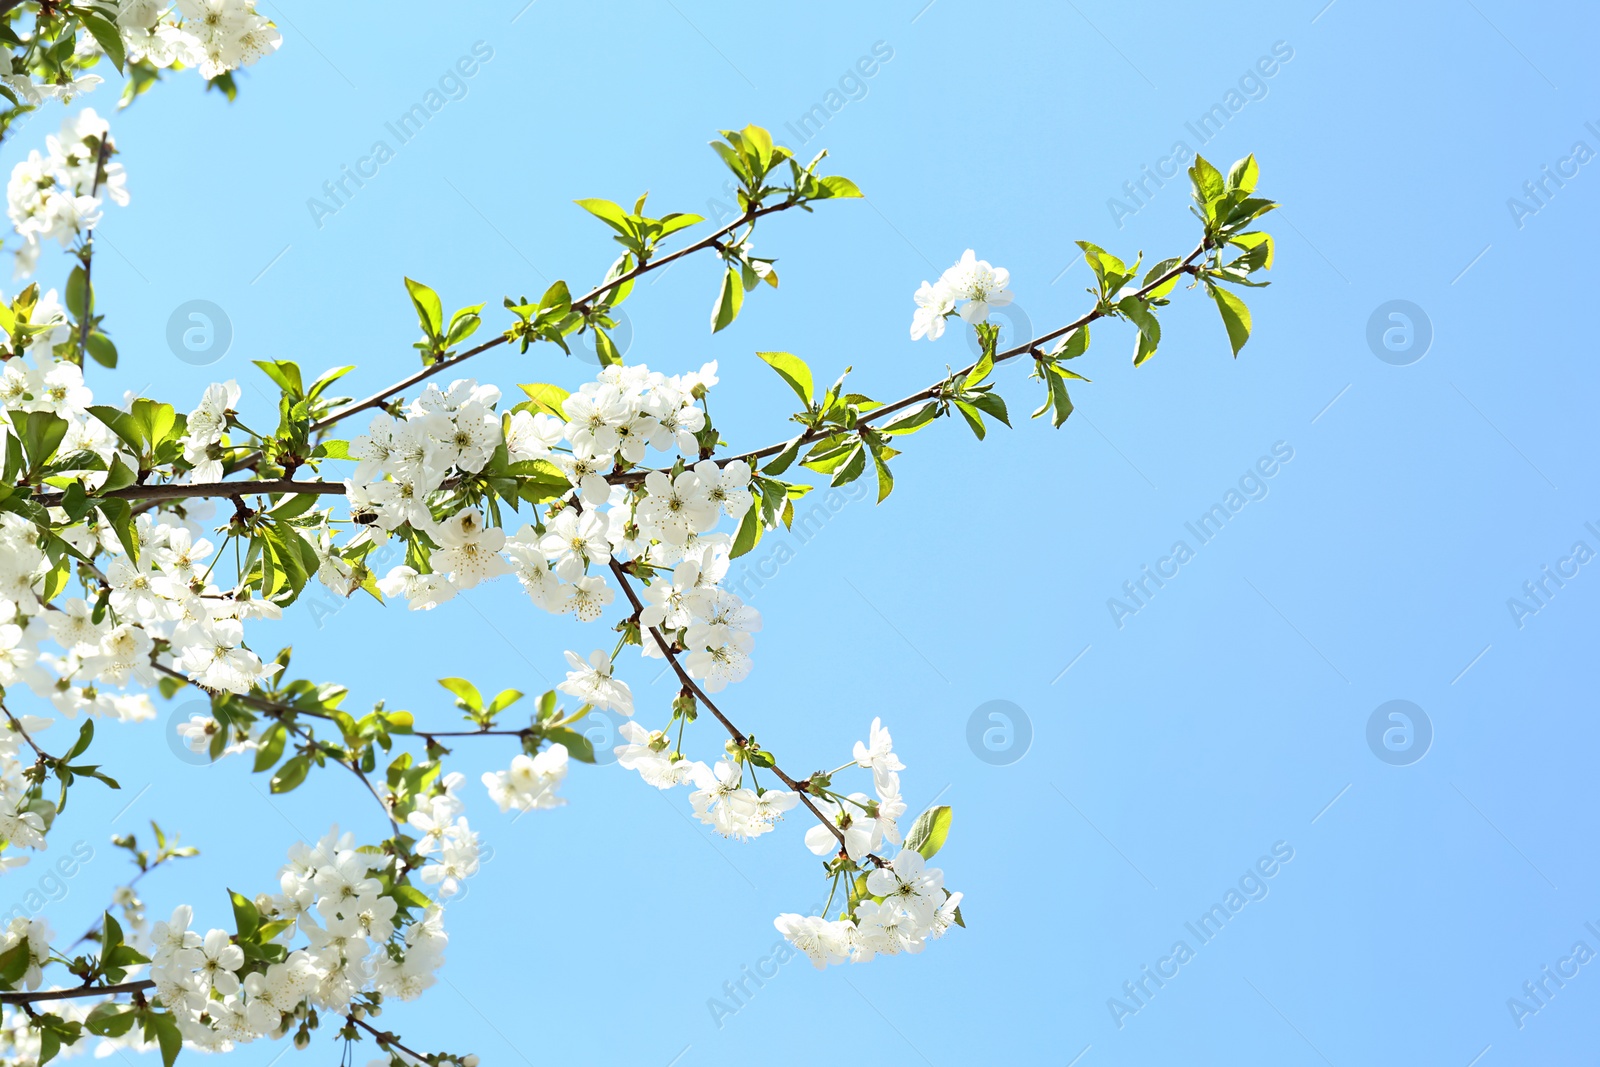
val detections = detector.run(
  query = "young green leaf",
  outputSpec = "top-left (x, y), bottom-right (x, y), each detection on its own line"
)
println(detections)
top-left (905, 805), bottom-right (953, 859)
top-left (1206, 283), bottom-right (1252, 356)
top-left (755, 351), bottom-right (814, 406)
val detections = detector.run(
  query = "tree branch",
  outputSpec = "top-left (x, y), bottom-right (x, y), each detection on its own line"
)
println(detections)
top-left (311, 200), bottom-right (797, 435)
top-left (0, 979), bottom-right (153, 1006)
top-left (606, 559), bottom-right (846, 848)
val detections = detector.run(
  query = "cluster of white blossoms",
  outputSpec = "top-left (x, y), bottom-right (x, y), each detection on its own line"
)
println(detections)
top-left (406, 782), bottom-right (484, 896)
top-left (0, 351), bottom-right (280, 719)
top-left (480, 743), bottom-right (569, 814)
top-left (908, 249), bottom-right (1014, 342)
top-left (773, 719), bottom-right (961, 967)
top-left (115, 0), bottom-right (281, 79)
top-left (0, 716), bottom-right (51, 870)
top-left (141, 823), bottom-right (464, 1052)
top-left (0, 915), bottom-right (52, 990)
top-left (6, 109), bottom-right (128, 278)
top-left (182, 380), bottom-right (241, 483)
top-left (347, 361), bottom-right (763, 699)
top-left (612, 720), bottom-right (800, 839)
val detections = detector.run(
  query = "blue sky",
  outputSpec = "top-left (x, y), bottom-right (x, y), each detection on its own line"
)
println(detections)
top-left (6, 0), bottom-right (1599, 1063)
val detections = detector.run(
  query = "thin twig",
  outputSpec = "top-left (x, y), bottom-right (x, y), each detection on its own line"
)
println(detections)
top-left (606, 559), bottom-right (845, 847)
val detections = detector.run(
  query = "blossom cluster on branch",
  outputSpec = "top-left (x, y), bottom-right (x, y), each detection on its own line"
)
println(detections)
top-left (0, 21), bottom-right (1279, 1060)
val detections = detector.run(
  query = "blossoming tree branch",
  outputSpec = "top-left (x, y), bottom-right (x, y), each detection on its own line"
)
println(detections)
top-left (0, 2), bottom-right (1280, 1064)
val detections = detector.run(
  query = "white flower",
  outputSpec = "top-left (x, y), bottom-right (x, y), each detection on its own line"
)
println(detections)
top-left (692, 458), bottom-right (753, 518)
top-left (853, 717), bottom-right (904, 778)
top-left (482, 745), bottom-right (569, 813)
top-left (613, 721), bottom-right (693, 789)
top-left (682, 630), bottom-right (753, 693)
top-left (376, 565), bottom-right (457, 611)
top-left (803, 792), bottom-right (882, 862)
top-left (557, 649), bottom-right (633, 715)
top-left (430, 508), bottom-right (510, 591)
top-left (638, 469), bottom-right (717, 546)
top-left (910, 278), bottom-right (954, 341)
top-left (865, 848), bottom-right (944, 925)
top-left (939, 249), bottom-right (1013, 324)
top-left (197, 927), bottom-right (245, 995)
top-left (682, 587), bottom-right (761, 653)
top-left (773, 913), bottom-right (853, 970)
top-left (504, 409), bottom-right (564, 461)
top-left (852, 899), bottom-right (925, 958)
top-left (560, 384), bottom-right (629, 455)
top-left (539, 507), bottom-right (610, 582)
top-left (559, 574), bottom-right (613, 623)
top-left (503, 526), bottom-right (562, 610)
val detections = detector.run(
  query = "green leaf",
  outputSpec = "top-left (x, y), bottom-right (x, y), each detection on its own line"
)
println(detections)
top-left (1117, 296), bottom-right (1161, 366)
top-left (251, 361), bottom-right (304, 399)
top-left (543, 728), bottom-right (595, 764)
top-left (904, 804), bottom-right (952, 859)
top-left (306, 365), bottom-right (355, 404)
top-left (730, 498), bottom-right (763, 559)
top-left (84, 1004), bottom-right (135, 1038)
top-left (404, 277), bottom-right (444, 339)
top-left (1189, 155), bottom-right (1225, 204)
top-left (88, 405), bottom-right (144, 454)
top-left (65, 720), bottom-right (93, 760)
top-left (538, 280), bottom-right (571, 312)
top-left (487, 689), bottom-right (524, 715)
top-left (0, 940), bottom-right (29, 987)
top-left (82, 13), bottom-right (126, 73)
top-left (14, 411), bottom-right (69, 471)
top-left (656, 212), bottom-right (703, 239)
top-left (516, 382), bottom-right (570, 419)
top-left (142, 1009), bottom-right (182, 1067)
top-left (85, 332), bottom-right (117, 368)
top-left (252, 723), bottom-right (286, 772)
top-left (711, 268), bottom-right (744, 333)
top-left (268, 754), bottom-right (309, 793)
top-left (761, 436), bottom-right (803, 476)
top-left (830, 442), bottom-right (867, 487)
top-left (1227, 154), bottom-right (1259, 194)
top-left (229, 889), bottom-right (259, 939)
top-left (1051, 326), bottom-right (1090, 360)
top-left (870, 447), bottom-right (893, 503)
top-left (1050, 371), bottom-right (1074, 427)
top-left (755, 351), bottom-right (813, 406)
top-left (880, 403), bottom-right (938, 436)
top-left (817, 175), bottom-right (864, 199)
top-left (438, 677), bottom-right (482, 712)
top-left (573, 197), bottom-right (630, 234)
top-left (969, 391), bottom-right (1010, 426)
top-left (65, 266), bottom-right (91, 319)
top-left (1206, 283), bottom-right (1252, 356)
top-left (953, 400), bottom-right (986, 440)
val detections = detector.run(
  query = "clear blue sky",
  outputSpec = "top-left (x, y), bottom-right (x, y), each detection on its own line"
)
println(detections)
top-left (7, 1), bottom-right (1598, 1063)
